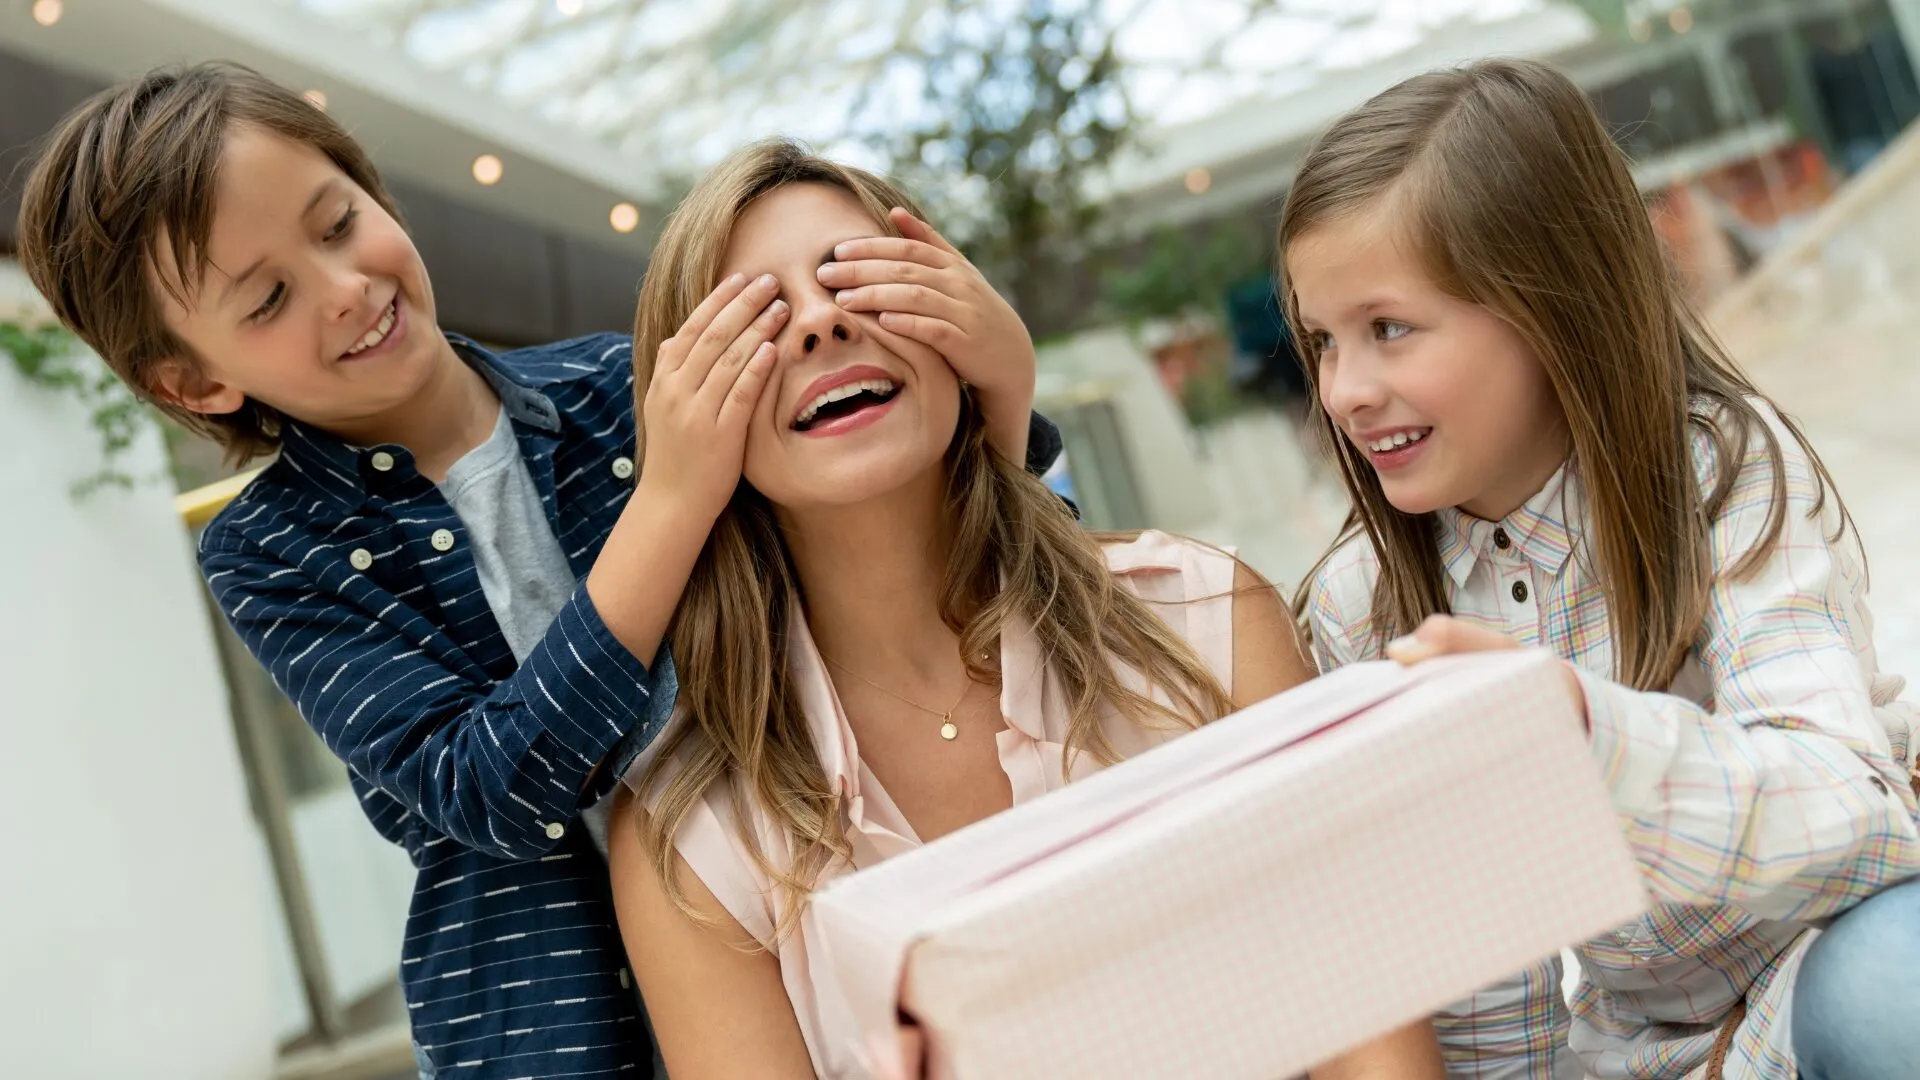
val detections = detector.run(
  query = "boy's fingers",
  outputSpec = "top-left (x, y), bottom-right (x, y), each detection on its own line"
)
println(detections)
top-left (712, 342), bottom-right (776, 431)
top-left (874, 311), bottom-right (965, 355)
top-left (683, 276), bottom-right (781, 385)
top-left (818, 258), bottom-right (949, 290)
top-left (862, 311), bottom-right (951, 372)
top-left (659, 273), bottom-right (750, 373)
top-left (828, 236), bottom-right (951, 269)
top-left (834, 283), bottom-right (967, 323)
top-left (696, 303), bottom-right (785, 410)
top-left (891, 207), bottom-right (963, 258)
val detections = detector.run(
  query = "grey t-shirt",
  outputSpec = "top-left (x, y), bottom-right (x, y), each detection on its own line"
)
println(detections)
top-left (439, 406), bottom-right (618, 855)
top-left (441, 406), bottom-right (662, 1071)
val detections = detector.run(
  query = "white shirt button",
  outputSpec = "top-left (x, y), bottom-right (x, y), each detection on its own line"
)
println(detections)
top-left (430, 529), bottom-right (456, 552)
top-left (349, 548), bottom-right (374, 571)
top-left (369, 450), bottom-right (395, 472)
top-left (611, 456), bottom-right (635, 480)
top-left (545, 822), bottom-right (566, 840)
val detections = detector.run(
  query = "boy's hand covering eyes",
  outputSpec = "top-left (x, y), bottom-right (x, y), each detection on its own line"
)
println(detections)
top-left (819, 209), bottom-right (1038, 462)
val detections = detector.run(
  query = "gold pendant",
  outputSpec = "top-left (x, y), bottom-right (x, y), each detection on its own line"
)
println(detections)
top-left (939, 721), bottom-right (959, 741)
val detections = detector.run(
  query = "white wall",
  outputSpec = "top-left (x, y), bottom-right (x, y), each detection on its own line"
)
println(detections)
top-left (1037, 327), bottom-right (1220, 532)
top-left (0, 262), bottom-right (278, 1078)
top-left (292, 785), bottom-right (414, 1010)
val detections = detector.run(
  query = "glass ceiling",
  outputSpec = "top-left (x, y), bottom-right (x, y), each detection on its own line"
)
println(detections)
top-left (285, 0), bottom-right (1559, 183)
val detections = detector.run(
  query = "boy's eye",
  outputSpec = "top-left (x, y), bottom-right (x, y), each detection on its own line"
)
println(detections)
top-left (251, 283), bottom-right (286, 322)
top-left (325, 206), bottom-right (358, 242)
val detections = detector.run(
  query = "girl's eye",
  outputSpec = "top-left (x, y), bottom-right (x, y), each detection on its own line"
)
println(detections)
top-left (251, 283), bottom-right (286, 322)
top-left (1375, 319), bottom-right (1412, 341)
top-left (1307, 330), bottom-right (1335, 356)
top-left (325, 206), bottom-right (358, 242)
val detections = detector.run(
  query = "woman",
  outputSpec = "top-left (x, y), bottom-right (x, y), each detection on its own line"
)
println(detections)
top-left (606, 138), bottom-right (1443, 1080)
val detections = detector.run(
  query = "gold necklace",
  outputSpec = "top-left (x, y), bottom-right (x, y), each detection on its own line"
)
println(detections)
top-left (820, 653), bottom-right (972, 741)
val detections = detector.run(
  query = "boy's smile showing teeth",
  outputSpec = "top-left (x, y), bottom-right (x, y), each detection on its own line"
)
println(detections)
top-left (343, 300), bottom-right (398, 358)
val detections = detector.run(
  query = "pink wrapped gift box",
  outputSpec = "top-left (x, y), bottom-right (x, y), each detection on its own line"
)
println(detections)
top-left (809, 650), bottom-right (1647, 1079)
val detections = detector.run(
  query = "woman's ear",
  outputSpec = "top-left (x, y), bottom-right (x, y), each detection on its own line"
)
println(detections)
top-left (150, 358), bottom-right (246, 416)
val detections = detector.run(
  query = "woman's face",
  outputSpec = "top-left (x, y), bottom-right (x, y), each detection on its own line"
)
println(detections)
top-left (720, 182), bottom-right (963, 512)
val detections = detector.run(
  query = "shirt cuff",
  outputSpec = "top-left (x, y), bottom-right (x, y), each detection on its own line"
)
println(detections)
top-left (528, 585), bottom-right (660, 807)
top-left (1574, 664), bottom-right (1664, 820)
top-left (603, 647), bottom-right (678, 793)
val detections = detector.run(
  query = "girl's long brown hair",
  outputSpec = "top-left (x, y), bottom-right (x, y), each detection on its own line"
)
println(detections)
top-left (1280, 59), bottom-right (1849, 691)
top-left (630, 138), bottom-right (1232, 935)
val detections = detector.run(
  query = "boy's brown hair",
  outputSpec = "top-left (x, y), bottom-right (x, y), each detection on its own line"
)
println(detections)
top-left (17, 61), bottom-right (401, 463)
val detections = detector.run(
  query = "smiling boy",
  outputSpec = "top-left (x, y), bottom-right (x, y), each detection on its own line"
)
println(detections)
top-left (18, 62), bottom-right (1058, 1077)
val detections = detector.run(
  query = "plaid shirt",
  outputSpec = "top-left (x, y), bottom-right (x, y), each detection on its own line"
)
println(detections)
top-left (1306, 403), bottom-right (1920, 1080)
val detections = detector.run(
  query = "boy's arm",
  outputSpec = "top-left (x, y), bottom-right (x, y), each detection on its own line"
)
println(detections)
top-left (205, 278), bottom-right (786, 859)
top-left (1023, 411), bottom-right (1062, 477)
top-left (203, 535), bottom-right (667, 859)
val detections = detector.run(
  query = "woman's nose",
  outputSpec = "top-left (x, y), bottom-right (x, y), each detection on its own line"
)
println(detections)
top-left (785, 287), bottom-right (861, 356)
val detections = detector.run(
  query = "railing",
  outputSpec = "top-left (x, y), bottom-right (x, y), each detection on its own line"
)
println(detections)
top-left (177, 472), bottom-right (415, 1080)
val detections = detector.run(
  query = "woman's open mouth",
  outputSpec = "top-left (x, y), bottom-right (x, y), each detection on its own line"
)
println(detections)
top-left (792, 376), bottom-right (901, 437)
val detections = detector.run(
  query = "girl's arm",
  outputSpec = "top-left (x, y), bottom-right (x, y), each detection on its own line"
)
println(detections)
top-left (1229, 561), bottom-right (1446, 1080)
top-left (1572, 432), bottom-right (1918, 920)
top-left (1387, 428), bottom-right (1920, 920)
top-left (606, 787), bottom-right (816, 1080)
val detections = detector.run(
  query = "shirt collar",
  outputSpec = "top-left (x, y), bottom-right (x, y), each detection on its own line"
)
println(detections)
top-left (276, 334), bottom-right (561, 510)
top-left (450, 334), bottom-right (563, 434)
top-left (1434, 462), bottom-right (1581, 588)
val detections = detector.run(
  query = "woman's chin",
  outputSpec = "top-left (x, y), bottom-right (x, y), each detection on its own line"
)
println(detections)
top-left (755, 450), bottom-right (945, 514)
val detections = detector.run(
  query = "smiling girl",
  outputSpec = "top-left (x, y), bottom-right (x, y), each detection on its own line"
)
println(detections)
top-left (1285, 59), bottom-right (1920, 1080)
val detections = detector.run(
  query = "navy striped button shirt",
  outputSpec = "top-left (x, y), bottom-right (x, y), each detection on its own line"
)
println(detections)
top-left (199, 332), bottom-right (1062, 1078)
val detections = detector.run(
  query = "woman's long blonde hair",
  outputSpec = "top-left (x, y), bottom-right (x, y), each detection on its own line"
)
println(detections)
top-left (1280, 58), bottom-right (1849, 691)
top-left (630, 138), bottom-right (1233, 933)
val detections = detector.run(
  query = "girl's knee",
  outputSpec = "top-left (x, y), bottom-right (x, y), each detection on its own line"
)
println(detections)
top-left (1801, 878), bottom-right (1920, 988)
top-left (1792, 879), bottom-right (1920, 1079)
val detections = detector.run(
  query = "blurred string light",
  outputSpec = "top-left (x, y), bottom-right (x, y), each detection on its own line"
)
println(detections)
top-left (472, 153), bottom-right (504, 185)
top-left (1184, 167), bottom-right (1212, 194)
top-left (302, 88), bottom-right (329, 111)
top-left (609, 201), bottom-right (639, 232)
top-left (31, 0), bottom-right (63, 27)
top-left (1668, 6), bottom-right (1692, 34)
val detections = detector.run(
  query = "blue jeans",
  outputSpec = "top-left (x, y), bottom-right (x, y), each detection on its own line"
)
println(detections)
top-left (1791, 877), bottom-right (1920, 1079)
